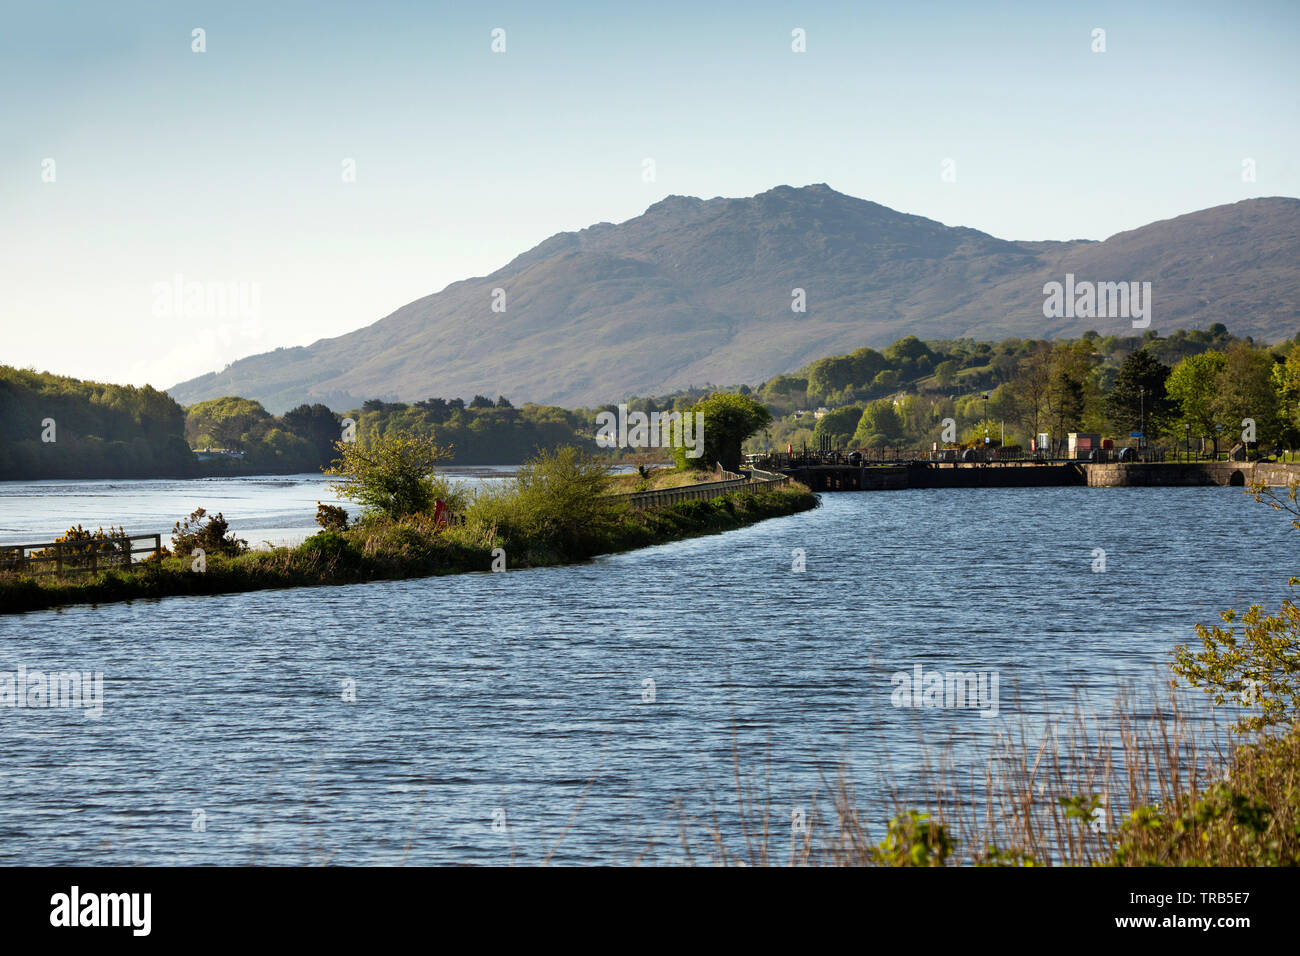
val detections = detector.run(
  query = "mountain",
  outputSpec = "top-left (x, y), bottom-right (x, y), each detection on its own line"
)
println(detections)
top-left (168, 186), bottom-right (1300, 413)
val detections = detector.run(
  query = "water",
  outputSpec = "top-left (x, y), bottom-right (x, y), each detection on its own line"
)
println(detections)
top-left (0, 468), bottom-right (516, 549)
top-left (0, 481), bottom-right (1295, 864)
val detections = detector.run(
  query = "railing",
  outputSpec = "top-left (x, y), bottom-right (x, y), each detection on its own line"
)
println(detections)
top-left (614, 469), bottom-right (790, 510)
top-left (0, 533), bottom-right (163, 578)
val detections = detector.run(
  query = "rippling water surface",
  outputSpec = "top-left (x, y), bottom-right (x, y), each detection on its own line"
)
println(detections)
top-left (0, 481), bottom-right (1295, 864)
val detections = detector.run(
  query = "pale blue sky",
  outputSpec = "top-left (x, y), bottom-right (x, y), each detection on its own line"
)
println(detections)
top-left (1, 0), bottom-right (1296, 390)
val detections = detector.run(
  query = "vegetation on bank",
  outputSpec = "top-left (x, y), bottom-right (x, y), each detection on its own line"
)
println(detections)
top-left (0, 366), bottom-right (194, 479)
top-left (720, 324), bottom-right (1300, 457)
top-left (11, 322), bottom-right (1300, 482)
top-left (0, 442), bottom-right (816, 615)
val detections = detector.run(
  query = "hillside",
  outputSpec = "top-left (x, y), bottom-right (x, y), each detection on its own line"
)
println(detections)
top-left (168, 186), bottom-right (1300, 413)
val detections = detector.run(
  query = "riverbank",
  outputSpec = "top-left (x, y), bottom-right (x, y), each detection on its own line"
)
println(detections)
top-left (773, 459), bottom-right (1300, 492)
top-left (0, 482), bottom-right (816, 615)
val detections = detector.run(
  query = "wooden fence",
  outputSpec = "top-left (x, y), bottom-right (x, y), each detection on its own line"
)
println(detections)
top-left (615, 469), bottom-right (790, 510)
top-left (0, 533), bottom-right (163, 578)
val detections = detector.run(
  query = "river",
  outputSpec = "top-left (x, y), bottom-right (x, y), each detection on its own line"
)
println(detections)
top-left (0, 478), bottom-right (1294, 864)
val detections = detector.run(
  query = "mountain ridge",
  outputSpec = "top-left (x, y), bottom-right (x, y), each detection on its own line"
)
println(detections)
top-left (168, 186), bottom-right (1300, 413)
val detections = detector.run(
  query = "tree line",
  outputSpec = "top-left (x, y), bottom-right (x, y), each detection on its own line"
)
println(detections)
top-left (729, 325), bottom-right (1300, 455)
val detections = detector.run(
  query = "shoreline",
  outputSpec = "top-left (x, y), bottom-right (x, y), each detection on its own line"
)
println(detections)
top-left (0, 484), bottom-right (817, 616)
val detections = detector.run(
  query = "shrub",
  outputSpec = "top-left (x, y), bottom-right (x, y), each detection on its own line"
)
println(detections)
top-left (326, 433), bottom-right (459, 519)
top-left (316, 502), bottom-right (349, 531)
top-left (171, 508), bottom-right (247, 557)
top-left (296, 530), bottom-right (360, 569)
top-left (465, 446), bottom-right (621, 555)
top-left (1173, 582), bottom-right (1300, 733)
top-left (870, 810), bottom-right (954, 867)
top-left (30, 524), bottom-right (131, 570)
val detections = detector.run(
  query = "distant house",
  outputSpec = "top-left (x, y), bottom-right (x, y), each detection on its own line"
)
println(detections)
top-left (814, 407), bottom-right (830, 420)
top-left (195, 448), bottom-right (245, 461)
top-left (792, 409), bottom-right (808, 419)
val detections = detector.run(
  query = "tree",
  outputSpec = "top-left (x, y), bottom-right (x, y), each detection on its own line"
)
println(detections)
top-left (807, 405), bottom-right (862, 449)
top-left (934, 360), bottom-right (958, 388)
top-left (1105, 349), bottom-right (1173, 437)
top-left (682, 392), bottom-right (773, 471)
top-left (1271, 344), bottom-right (1300, 448)
top-left (850, 400), bottom-right (902, 447)
top-left (185, 396), bottom-right (273, 452)
top-left (1011, 343), bottom-right (1052, 444)
top-left (325, 432), bottom-right (456, 518)
top-left (1166, 350), bottom-right (1227, 440)
top-left (1212, 344), bottom-right (1281, 447)
top-left (469, 394), bottom-right (494, 409)
top-left (884, 335), bottom-right (932, 365)
top-left (1044, 341), bottom-right (1093, 446)
top-left (280, 403), bottom-right (341, 463)
top-left (872, 369), bottom-right (900, 393)
top-left (807, 355), bottom-right (859, 402)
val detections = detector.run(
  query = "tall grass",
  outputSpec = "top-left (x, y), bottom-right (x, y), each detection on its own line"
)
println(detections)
top-left (635, 679), bottom-right (1300, 867)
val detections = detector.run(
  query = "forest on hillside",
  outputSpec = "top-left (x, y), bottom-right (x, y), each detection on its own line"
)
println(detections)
top-left (733, 325), bottom-right (1300, 455)
top-left (0, 367), bottom-right (195, 479)
top-left (6, 323), bottom-right (1300, 479)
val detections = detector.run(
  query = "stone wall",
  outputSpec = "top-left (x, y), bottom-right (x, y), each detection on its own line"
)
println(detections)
top-left (1084, 461), bottom-right (1300, 487)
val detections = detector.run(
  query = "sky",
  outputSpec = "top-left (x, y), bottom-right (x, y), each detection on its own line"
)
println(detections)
top-left (1, 0), bottom-right (1297, 391)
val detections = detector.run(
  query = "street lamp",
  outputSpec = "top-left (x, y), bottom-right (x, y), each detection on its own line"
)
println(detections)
top-left (1184, 422), bottom-right (1190, 461)
top-left (1215, 423), bottom-right (1223, 460)
top-left (1138, 387), bottom-right (1145, 461)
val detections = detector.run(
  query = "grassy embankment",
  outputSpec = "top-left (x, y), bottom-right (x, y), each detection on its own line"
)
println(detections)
top-left (0, 464), bottom-right (815, 615)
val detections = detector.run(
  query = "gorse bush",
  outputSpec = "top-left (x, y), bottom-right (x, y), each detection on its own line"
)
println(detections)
top-left (315, 502), bottom-right (349, 531)
top-left (171, 508), bottom-right (247, 557)
top-left (24, 524), bottom-right (133, 571)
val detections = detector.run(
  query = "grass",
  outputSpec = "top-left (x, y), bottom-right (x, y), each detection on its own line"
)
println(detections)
top-left (631, 684), bottom-right (1298, 867)
top-left (609, 467), bottom-right (725, 493)
top-left (0, 481), bottom-right (817, 615)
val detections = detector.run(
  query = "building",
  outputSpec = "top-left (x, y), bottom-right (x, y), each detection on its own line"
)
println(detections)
top-left (1067, 433), bottom-right (1101, 460)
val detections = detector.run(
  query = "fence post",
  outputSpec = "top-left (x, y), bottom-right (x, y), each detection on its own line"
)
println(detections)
top-left (155, 533), bottom-right (161, 561)
top-left (90, 548), bottom-right (97, 575)
top-left (56, 541), bottom-right (63, 578)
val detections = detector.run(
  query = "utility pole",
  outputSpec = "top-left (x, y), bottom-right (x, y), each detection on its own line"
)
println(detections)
top-left (1139, 386), bottom-right (1145, 462)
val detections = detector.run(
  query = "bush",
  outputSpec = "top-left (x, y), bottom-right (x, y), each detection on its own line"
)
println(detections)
top-left (30, 524), bottom-right (131, 570)
top-left (870, 810), bottom-right (954, 867)
top-left (464, 446), bottom-right (620, 555)
top-left (316, 502), bottom-right (349, 531)
top-left (1173, 581), bottom-right (1300, 733)
top-left (171, 508), bottom-right (247, 557)
top-left (326, 433), bottom-right (459, 519)
top-left (296, 530), bottom-right (360, 569)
